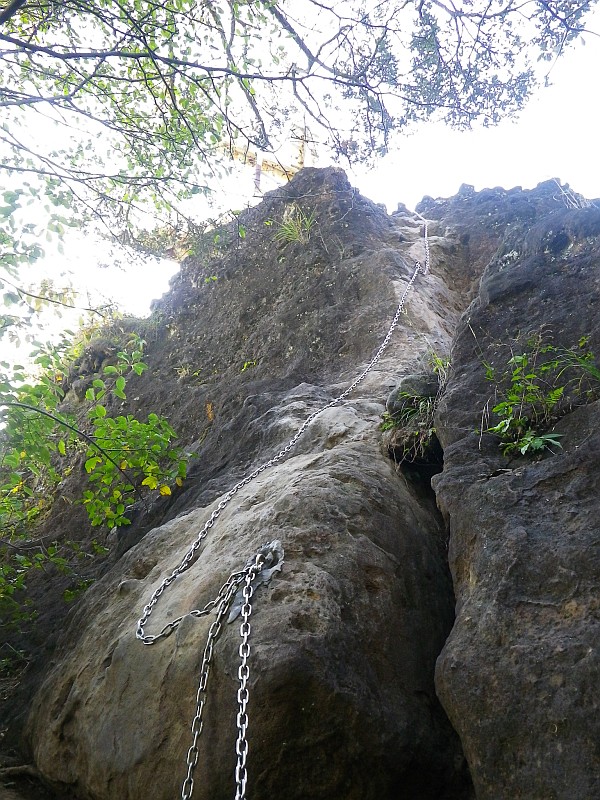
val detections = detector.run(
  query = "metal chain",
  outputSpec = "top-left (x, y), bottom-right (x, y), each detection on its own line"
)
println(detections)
top-left (136, 215), bottom-right (430, 800)
top-left (136, 217), bottom-right (429, 645)
top-left (234, 566), bottom-right (257, 800)
top-left (181, 554), bottom-right (265, 800)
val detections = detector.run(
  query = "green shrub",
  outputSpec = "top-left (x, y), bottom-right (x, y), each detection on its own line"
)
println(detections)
top-left (482, 333), bottom-right (600, 455)
top-left (0, 330), bottom-right (191, 626)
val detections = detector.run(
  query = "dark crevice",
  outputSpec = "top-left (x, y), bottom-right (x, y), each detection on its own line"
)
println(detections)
top-left (387, 432), bottom-right (445, 489)
top-left (386, 434), bottom-right (475, 799)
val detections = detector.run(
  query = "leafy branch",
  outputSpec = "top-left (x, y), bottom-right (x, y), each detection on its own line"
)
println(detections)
top-left (0, 330), bottom-right (192, 626)
top-left (0, 0), bottom-right (595, 240)
top-left (0, 332), bottom-right (190, 533)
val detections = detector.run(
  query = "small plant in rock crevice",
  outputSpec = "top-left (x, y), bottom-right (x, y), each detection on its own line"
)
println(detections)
top-left (272, 205), bottom-right (316, 245)
top-left (381, 352), bottom-right (449, 465)
top-left (381, 393), bottom-right (438, 462)
top-left (480, 332), bottom-right (600, 456)
top-left (428, 351), bottom-right (450, 387)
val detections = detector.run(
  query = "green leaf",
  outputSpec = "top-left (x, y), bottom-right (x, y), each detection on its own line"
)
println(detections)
top-left (85, 457), bottom-right (101, 473)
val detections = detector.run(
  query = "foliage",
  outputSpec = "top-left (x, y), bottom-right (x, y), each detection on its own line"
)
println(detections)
top-left (272, 205), bottom-right (316, 245)
top-left (0, 0), bottom-right (596, 240)
top-left (0, 330), bottom-right (191, 626)
top-left (0, 332), bottom-right (189, 531)
top-left (381, 391), bottom-right (438, 461)
top-left (483, 334), bottom-right (600, 455)
top-left (428, 350), bottom-right (450, 388)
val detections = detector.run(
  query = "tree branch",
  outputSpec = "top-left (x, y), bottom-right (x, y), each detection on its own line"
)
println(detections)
top-left (0, 0), bottom-right (27, 26)
top-left (0, 401), bottom-right (150, 510)
top-left (0, 274), bottom-right (113, 316)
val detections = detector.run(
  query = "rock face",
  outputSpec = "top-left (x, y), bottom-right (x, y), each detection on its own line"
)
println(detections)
top-left (27, 445), bottom-right (467, 800)
top-left (425, 185), bottom-right (600, 799)
top-left (5, 171), bottom-right (599, 800)
top-left (22, 168), bottom-right (473, 800)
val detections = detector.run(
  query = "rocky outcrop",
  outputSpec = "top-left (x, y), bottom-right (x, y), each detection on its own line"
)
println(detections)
top-left (27, 442), bottom-right (470, 800)
top-left (427, 185), bottom-right (600, 799)
top-left (22, 169), bottom-right (473, 799)
top-left (4, 171), bottom-right (599, 800)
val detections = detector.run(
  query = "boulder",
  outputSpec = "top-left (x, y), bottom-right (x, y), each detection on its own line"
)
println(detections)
top-left (8, 171), bottom-right (600, 800)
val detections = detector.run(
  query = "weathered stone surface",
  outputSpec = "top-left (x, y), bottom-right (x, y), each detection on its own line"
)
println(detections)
top-left (28, 440), bottom-right (469, 800)
top-left (8, 171), bottom-right (599, 800)
top-left (21, 169), bottom-right (473, 799)
top-left (430, 190), bottom-right (600, 799)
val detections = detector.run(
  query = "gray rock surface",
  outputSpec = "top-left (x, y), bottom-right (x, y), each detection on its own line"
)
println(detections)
top-left (428, 187), bottom-right (600, 799)
top-left (7, 171), bottom-right (599, 800)
top-left (28, 443), bottom-right (468, 800)
top-left (23, 169), bottom-right (473, 799)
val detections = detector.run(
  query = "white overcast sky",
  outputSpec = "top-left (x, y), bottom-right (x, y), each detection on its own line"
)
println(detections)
top-left (350, 4), bottom-right (600, 210)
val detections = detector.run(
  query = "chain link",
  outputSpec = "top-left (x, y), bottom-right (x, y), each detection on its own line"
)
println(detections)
top-left (181, 555), bottom-right (265, 800)
top-left (136, 216), bottom-right (430, 799)
top-left (136, 217), bottom-right (429, 646)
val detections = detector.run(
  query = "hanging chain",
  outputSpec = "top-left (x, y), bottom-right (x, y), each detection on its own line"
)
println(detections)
top-left (180, 553), bottom-right (266, 800)
top-left (136, 216), bottom-right (429, 646)
top-left (234, 567), bottom-right (257, 800)
top-left (136, 214), bottom-right (430, 799)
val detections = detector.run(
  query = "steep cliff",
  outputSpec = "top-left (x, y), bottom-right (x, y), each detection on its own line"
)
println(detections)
top-left (424, 185), bottom-right (600, 799)
top-left (1, 169), bottom-right (599, 800)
